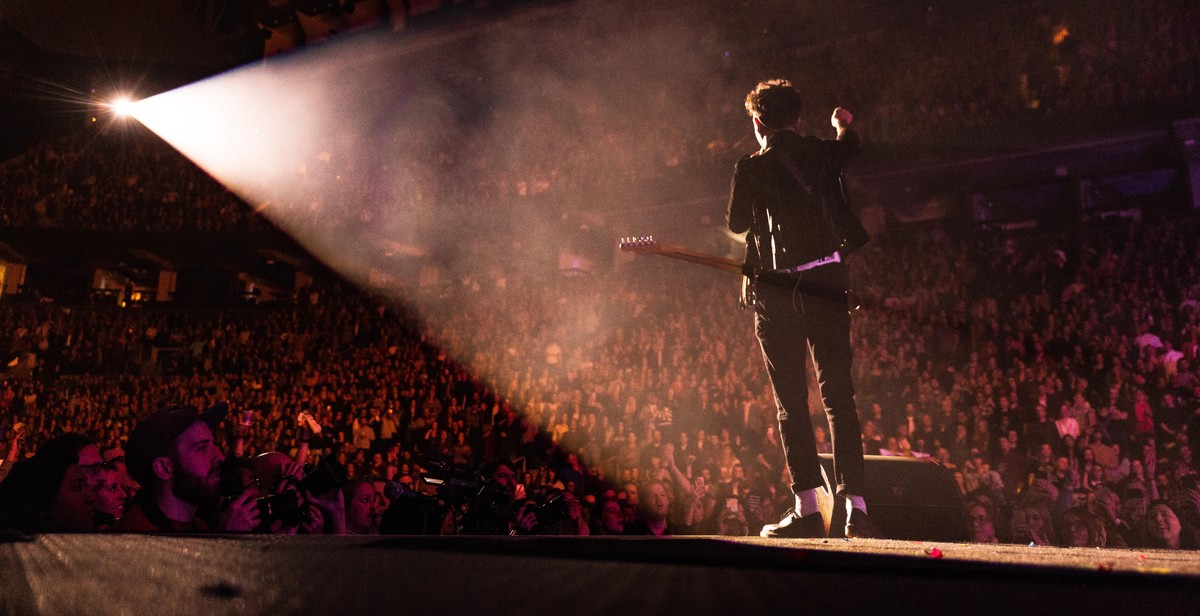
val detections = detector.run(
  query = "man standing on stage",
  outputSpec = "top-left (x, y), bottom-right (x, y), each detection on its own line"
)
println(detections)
top-left (727, 79), bottom-right (879, 538)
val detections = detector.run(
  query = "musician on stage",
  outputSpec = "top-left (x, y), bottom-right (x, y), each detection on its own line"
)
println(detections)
top-left (726, 79), bottom-right (880, 538)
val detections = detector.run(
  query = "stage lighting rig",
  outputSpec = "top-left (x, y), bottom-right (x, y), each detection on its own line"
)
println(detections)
top-left (108, 96), bottom-right (136, 118)
top-left (90, 94), bottom-right (139, 124)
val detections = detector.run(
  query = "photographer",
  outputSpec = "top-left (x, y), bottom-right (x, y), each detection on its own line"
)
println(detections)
top-left (452, 458), bottom-right (519, 535)
top-left (379, 474), bottom-right (451, 535)
top-left (114, 403), bottom-right (261, 533)
top-left (512, 488), bottom-right (589, 536)
top-left (245, 451), bottom-right (347, 535)
top-left (406, 456), bottom-right (588, 536)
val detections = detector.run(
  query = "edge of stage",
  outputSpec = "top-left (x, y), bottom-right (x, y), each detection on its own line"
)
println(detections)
top-left (4, 533), bottom-right (1200, 616)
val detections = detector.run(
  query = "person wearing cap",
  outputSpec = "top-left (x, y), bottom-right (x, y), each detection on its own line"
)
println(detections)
top-left (112, 403), bottom-right (260, 533)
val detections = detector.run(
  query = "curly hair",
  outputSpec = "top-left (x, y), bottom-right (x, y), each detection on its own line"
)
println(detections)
top-left (744, 79), bottom-right (803, 131)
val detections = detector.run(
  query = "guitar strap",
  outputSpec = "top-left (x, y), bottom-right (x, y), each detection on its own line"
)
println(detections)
top-left (776, 150), bottom-right (842, 256)
top-left (744, 150), bottom-right (858, 312)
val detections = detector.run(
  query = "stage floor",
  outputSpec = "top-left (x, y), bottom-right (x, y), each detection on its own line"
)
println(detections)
top-left (740, 535), bottom-right (1200, 575)
top-left (3, 533), bottom-right (1198, 615)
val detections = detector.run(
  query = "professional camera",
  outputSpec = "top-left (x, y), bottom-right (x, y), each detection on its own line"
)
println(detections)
top-left (418, 457), bottom-right (514, 535)
top-left (419, 458), bottom-right (487, 501)
top-left (298, 457), bottom-right (349, 496)
top-left (260, 457), bottom-right (348, 528)
top-left (219, 456), bottom-right (348, 531)
top-left (255, 491), bottom-right (304, 527)
top-left (522, 489), bottom-right (573, 533)
top-left (379, 480), bottom-right (444, 535)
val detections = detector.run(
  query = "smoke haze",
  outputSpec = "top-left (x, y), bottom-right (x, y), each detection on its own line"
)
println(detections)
top-left (132, 3), bottom-right (761, 453)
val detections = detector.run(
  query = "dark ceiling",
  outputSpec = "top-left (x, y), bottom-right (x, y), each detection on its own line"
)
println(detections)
top-left (0, 0), bottom-right (261, 69)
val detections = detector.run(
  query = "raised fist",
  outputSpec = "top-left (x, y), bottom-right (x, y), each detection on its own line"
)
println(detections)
top-left (831, 107), bottom-right (854, 130)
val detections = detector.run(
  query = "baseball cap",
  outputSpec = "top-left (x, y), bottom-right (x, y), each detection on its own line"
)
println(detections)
top-left (125, 402), bottom-right (228, 485)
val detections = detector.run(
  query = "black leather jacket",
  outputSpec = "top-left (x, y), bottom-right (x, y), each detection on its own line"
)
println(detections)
top-left (726, 129), bottom-right (869, 274)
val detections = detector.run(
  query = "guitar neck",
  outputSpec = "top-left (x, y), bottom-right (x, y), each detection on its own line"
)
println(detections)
top-left (647, 245), bottom-right (743, 275)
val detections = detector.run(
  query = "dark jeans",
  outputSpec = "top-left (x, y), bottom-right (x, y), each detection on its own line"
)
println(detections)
top-left (754, 261), bottom-right (864, 497)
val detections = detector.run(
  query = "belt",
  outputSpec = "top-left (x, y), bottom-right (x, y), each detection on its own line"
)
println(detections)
top-left (774, 251), bottom-right (841, 274)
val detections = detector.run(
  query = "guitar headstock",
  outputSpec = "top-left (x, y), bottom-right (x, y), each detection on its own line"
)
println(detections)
top-left (618, 236), bottom-right (660, 254)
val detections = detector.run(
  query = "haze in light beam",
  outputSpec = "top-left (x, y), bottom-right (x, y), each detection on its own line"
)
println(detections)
top-left (126, 7), bottom-right (749, 470)
top-left (130, 57), bottom-right (338, 214)
top-left (129, 5), bottom-right (736, 288)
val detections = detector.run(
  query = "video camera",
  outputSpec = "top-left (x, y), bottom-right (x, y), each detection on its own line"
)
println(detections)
top-left (418, 457), bottom-right (489, 502)
top-left (518, 489), bottom-right (574, 534)
top-left (416, 457), bottom-right (515, 535)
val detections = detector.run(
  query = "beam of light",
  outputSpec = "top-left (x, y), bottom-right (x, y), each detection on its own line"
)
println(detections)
top-left (125, 9), bottom-right (741, 476)
top-left (128, 60), bottom-right (325, 212)
top-left (127, 30), bottom-right (459, 273)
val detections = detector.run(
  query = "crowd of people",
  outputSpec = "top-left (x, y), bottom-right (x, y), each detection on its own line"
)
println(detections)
top-left (848, 218), bottom-right (1200, 549)
top-left (1, 200), bottom-right (1198, 548)
top-left (0, 130), bottom-right (265, 232)
top-left (0, 0), bottom-right (1198, 549)
top-left (0, 0), bottom-right (1196, 233)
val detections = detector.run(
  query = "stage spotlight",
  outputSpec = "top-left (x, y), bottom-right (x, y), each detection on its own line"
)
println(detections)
top-left (108, 96), bottom-right (136, 118)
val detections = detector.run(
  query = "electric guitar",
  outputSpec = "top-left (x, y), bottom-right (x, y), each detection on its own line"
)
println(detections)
top-left (618, 236), bottom-right (743, 274)
top-left (618, 235), bottom-right (859, 311)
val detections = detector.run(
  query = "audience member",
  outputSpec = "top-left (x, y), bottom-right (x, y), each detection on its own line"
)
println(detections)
top-left (112, 403), bottom-right (260, 533)
top-left (591, 497), bottom-right (625, 535)
top-left (1056, 506), bottom-right (1108, 548)
top-left (342, 478), bottom-right (383, 535)
top-left (0, 433), bottom-right (104, 533)
top-left (1143, 500), bottom-right (1193, 550)
top-left (964, 499), bottom-right (1001, 544)
top-left (624, 481), bottom-right (674, 536)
